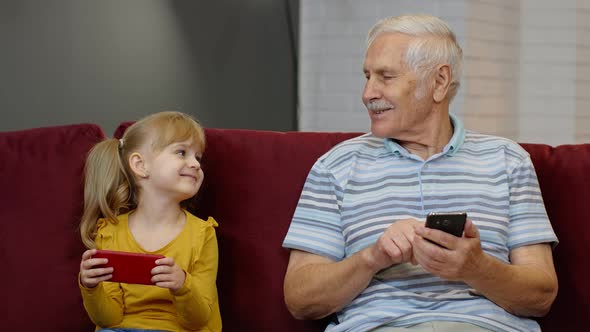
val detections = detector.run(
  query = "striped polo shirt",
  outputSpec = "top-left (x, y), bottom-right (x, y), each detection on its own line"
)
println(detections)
top-left (283, 114), bottom-right (557, 332)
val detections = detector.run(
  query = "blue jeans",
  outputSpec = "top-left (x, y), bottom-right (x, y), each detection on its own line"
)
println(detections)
top-left (98, 329), bottom-right (169, 332)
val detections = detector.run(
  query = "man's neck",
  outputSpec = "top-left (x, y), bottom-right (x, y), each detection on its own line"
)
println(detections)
top-left (396, 113), bottom-right (454, 160)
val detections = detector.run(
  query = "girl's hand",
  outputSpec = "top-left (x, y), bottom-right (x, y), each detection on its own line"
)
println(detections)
top-left (79, 249), bottom-right (113, 288)
top-left (152, 257), bottom-right (186, 292)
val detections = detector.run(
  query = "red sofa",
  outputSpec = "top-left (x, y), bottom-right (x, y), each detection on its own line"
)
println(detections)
top-left (1, 123), bottom-right (589, 331)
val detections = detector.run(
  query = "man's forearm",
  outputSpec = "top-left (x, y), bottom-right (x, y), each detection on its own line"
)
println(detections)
top-left (284, 249), bottom-right (379, 320)
top-left (466, 252), bottom-right (558, 317)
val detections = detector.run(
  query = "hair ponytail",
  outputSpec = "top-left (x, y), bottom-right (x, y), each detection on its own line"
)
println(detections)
top-left (80, 111), bottom-right (205, 248)
top-left (80, 138), bottom-right (133, 248)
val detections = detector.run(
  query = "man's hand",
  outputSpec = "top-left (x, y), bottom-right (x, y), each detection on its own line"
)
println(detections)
top-left (413, 219), bottom-right (557, 317)
top-left (284, 219), bottom-right (420, 319)
top-left (366, 218), bottom-right (422, 272)
top-left (412, 219), bottom-right (485, 281)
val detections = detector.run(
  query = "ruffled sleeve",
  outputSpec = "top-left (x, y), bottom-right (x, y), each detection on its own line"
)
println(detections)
top-left (205, 216), bottom-right (219, 228)
top-left (172, 213), bottom-right (220, 330)
top-left (95, 218), bottom-right (115, 250)
top-left (79, 217), bottom-right (124, 327)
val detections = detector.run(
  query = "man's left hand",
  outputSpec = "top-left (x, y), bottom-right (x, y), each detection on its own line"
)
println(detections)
top-left (412, 219), bottom-right (487, 281)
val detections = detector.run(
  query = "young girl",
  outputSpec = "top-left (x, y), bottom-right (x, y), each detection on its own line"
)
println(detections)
top-left (78, 111), bottom-right (221, 332)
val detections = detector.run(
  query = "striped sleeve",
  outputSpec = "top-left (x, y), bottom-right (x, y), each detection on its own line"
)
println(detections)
top-left (507, 155), bottom-right (558, 249)
top-left (282, 159), bottom-right (345, 261)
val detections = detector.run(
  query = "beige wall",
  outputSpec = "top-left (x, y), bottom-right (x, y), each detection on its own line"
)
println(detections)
top-left (462, 1), bottom-right (520, 140)
top-left (576, 0), bottom-right (590, 142)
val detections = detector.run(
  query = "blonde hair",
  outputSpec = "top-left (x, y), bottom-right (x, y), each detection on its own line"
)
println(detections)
top-left (367, 15), bottom-right (463, 101)
top-left (80, 111), bottom-right (205, 248)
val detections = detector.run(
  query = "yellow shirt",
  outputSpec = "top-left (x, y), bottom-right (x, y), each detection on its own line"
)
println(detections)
top-left (79, 210), bottom-right (221, 332)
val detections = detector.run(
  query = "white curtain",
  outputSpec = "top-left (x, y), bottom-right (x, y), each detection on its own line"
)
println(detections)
top-left (299, 0), bottom-right (590, 145)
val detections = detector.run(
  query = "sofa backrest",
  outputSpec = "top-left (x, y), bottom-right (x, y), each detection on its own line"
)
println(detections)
top-left (192, 129), bottom-right (589, 332)
top-left (119, 122), bottom-right (590, 332)
top-left (195, 129), bottom-right (361, 332)
top-left (522, 143), bottom-right (590, 331)
top-left (114, 123), bottom-right (358, 331)
top-left (3, 121), bottom-right (587, 331)
top-left (0, 124), bottom-right (104, 331)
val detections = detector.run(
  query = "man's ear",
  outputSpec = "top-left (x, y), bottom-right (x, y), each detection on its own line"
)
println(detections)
top-left (129, 152), bottom-right (149, 179)
top-left (432, 64), bottom-right (452, 103)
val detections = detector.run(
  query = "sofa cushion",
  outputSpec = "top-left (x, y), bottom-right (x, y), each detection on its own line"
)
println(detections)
top-left (0, 124), bottom-right (104, 330)
top-left (523, 143), bottom-right (590, 331)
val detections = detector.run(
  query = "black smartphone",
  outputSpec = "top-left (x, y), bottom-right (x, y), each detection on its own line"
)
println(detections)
top-left (425, 212), bottom-right (467, 237)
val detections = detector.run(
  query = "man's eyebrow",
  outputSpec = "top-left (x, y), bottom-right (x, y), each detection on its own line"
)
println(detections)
top-left (364, 66), bottom-right (400, 74)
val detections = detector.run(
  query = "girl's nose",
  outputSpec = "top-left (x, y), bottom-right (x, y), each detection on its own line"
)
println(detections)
top-left (189, 157), bottom-right (201, 169)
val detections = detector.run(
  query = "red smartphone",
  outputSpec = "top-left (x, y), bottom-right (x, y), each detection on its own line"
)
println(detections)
top-left (93, 250), bottom-right (165, 285)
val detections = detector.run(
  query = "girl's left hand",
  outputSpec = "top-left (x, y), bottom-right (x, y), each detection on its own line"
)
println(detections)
top-left (151, 257), bottom-right (186, 292)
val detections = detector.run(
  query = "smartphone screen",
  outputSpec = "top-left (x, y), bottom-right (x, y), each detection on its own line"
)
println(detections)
top-left (425, 212), bottom-right (467, 237)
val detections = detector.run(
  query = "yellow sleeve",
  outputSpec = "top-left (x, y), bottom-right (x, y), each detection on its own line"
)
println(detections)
top-left (172, 217), bottom-right (219, 330)
top-left (79, 278), bottom-right (125, 327)
top-left (78, 218), bottom-right (125, 327)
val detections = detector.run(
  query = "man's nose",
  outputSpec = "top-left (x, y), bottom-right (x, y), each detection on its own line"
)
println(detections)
top-left (362, 78), bottom-right (381, 103)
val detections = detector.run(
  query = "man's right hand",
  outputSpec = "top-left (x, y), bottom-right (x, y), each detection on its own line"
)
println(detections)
top-left (283, 218), bottom-right (422, 319)
top-left (365, 218), bottom-right (422, 273)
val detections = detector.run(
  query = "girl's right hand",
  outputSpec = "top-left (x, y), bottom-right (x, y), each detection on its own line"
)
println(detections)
top-left (79, 249), bottom-right (113, 288)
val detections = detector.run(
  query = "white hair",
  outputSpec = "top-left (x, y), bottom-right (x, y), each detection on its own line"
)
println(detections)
top-left (367, 15), bottom-right (463, 102)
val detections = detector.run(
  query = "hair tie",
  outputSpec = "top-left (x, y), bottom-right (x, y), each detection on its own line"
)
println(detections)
top-left (119, 138), bottom-right (124, 149)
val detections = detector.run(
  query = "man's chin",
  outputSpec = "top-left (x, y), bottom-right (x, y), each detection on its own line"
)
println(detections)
top-left (370, 125), bottom-right (393, 138)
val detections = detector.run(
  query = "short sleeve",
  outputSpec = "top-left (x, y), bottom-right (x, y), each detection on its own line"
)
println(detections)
top-left (507, 156), bottom-right (558, 249)
top-left (282, 160), bottom-right (345, 261)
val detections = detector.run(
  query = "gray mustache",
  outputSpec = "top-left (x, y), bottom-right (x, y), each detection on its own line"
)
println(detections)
top-left (366, 100), bottom-right (394, 111)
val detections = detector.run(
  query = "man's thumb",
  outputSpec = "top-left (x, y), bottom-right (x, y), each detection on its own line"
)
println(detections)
top-left (464, 219), bottom-right (479, 239)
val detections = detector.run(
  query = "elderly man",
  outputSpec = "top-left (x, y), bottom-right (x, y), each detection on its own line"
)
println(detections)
top-left (282, 15), bottom-right (557, 332)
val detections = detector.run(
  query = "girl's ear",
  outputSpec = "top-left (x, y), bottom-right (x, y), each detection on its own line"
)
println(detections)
top-left (129, 152), bottom-right (149, 178)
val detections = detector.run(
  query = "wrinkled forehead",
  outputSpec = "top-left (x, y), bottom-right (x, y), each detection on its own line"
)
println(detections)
top-left (364, 33), bottom-right (414, 70)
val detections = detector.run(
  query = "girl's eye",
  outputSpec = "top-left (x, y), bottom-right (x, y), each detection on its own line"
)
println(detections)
top-left (195, 155), bottom-right (202, 162)
top-left (176, 149), bottom-right (186, 156)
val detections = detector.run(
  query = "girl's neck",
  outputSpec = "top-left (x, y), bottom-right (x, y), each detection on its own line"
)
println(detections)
top-left (128, 200), bottom-right (186, 252)
top-left (132, 199), bottom-right (184, 227)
